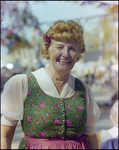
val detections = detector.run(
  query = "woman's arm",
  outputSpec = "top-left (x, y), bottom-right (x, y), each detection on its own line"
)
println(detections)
top-left (1, 124), bottom-right (16, 149)
top-left (86, 134), bottom-right (99, 149)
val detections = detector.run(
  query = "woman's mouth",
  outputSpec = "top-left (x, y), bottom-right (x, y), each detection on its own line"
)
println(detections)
top-left (58, 59), bottom-right (70, 64)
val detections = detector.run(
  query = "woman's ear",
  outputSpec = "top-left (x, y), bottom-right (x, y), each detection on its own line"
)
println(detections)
top-left (77, 57), bottom-right (79, 62)
top-left (76, 55), bottom-right (80, 62)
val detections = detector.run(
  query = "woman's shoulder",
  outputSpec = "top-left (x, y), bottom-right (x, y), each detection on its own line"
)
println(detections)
top-left (9, 73), bottom-right (27, 78)
top-left (8, 73), bottom-right (27, 81)
top-left (3, 73), bottom-right (28, 89)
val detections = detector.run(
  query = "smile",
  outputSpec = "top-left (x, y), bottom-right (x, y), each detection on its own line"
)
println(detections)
top-left (58, 60), bottom-right (70, 63)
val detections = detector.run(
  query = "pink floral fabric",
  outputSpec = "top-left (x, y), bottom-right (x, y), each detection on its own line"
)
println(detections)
top-left (18, 73), bottom-right (87, 149)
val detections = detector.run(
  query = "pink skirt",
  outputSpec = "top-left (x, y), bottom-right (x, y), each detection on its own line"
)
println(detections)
top-left (24, 135), bottom-right (89, 149)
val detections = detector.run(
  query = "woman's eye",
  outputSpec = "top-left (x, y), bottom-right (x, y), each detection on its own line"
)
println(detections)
top-left (69, 48), bottom-right (76, 51)
top-left (57, 47), bottom-right (62, 49)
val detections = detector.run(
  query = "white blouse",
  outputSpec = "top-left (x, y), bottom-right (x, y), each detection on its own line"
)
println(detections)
top-left (1, 68), bottom-right (100, 135)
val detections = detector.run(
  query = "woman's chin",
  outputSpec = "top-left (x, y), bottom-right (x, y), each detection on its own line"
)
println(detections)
top-left (56, 65), bottom-right (71, 74)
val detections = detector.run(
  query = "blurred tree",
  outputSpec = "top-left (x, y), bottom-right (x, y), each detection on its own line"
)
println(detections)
top-left (1, 1), bottom-right (45, 53)
top-left (99, 4), bottom-right (118, 63)
top-left (84, 28), bottom-right (99, 51)
top-left (1, 1), bottom-right (43, 29)
top-left (6, 32), bottom-right (30, 51)
top-left (1, 1), bottom-right (46, 69)
top-left (72, 1), bottom-right (118, 64)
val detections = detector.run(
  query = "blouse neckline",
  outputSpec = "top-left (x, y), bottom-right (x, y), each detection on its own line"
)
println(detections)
top-left (32, 68), bottom-right (75, 98)
top-left (31, 71), bottom-right (78, 100)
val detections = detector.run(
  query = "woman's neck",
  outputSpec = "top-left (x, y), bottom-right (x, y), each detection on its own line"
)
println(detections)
top-left (44, 67), bottom-right (70, 95)
top-left (44, 66), bottom-right (69, 83)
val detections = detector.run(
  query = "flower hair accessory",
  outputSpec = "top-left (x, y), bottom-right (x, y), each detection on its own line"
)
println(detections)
top-left (39, 32), bottom-right (54, 44)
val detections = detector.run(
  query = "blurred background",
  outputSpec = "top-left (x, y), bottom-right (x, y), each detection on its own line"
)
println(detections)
top-left (1, 1), bottom-right (118, 148)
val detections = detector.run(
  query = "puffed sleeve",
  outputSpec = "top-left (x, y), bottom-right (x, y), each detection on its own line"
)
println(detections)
top-left (1, 74), bottom-right (28, 121)
top-left (82, 81), bottom-right (100, 135)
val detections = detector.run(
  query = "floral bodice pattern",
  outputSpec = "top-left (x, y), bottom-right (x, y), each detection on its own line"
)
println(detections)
top-left (20, 73), bottom-right (87, 139)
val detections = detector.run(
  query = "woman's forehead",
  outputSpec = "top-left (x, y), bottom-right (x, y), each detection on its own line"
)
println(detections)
top-left (51, 39), bottom-right (78, 46)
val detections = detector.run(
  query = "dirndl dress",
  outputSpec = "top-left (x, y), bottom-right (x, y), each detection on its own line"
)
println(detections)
top-left (18, 73), bottom-right (89, 149)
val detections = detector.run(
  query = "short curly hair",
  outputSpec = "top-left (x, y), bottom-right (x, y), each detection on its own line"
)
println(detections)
top-left (40, 20), bottom-right (86, 61)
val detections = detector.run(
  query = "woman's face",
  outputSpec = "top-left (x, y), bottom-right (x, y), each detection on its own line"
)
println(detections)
top-left (48, 39), bottom-right (79, 74)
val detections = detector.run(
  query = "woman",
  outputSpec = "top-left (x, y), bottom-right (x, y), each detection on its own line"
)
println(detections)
top-left (1, 20), bottom-right (100, 149)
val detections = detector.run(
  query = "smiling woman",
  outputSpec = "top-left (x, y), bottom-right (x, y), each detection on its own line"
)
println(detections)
top-left (1, 19), bottom-right (100, 149)
top-left (47, 40), bottom-right (79, 77)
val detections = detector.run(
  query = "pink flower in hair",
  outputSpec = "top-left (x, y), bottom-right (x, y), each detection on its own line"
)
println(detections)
top-left (39, 32), bottom-right (54, 44)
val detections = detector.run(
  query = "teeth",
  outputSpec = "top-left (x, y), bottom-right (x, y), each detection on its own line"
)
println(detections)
top-left (59, 60), bottom-right (70, 63)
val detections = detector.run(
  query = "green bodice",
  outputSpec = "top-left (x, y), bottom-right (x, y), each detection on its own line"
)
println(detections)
top-left (21, 73), bottom-right (87, 139)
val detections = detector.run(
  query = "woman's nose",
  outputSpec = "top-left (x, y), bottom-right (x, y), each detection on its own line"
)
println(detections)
top-left (62, 47), bottom-right (70, 57)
